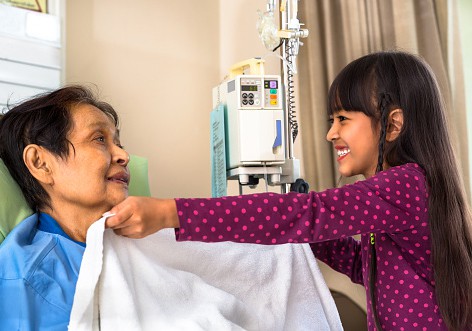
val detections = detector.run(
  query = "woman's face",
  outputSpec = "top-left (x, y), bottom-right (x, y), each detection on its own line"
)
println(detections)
top-left (326, 110), bottom-right (379, 178)
top-left (48, 104), bottom-right (130, 214)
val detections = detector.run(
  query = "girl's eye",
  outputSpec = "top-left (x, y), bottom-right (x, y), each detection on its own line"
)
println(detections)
top-left (328, 115), bottom-right (348, 124)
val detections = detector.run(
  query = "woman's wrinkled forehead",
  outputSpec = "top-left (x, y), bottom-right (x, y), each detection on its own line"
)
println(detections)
top-left (68, 104), bottom-right (119, 138)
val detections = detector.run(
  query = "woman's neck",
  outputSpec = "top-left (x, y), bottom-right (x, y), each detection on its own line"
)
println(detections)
top-left (40, 205), bottom-right (107, 242)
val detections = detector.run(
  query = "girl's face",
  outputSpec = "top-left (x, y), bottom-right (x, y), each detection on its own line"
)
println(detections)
top-left (326, 110), bottom-right (380, 178)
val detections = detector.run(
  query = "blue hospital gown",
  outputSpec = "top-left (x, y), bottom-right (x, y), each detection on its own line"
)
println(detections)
top-left (0, 213), bottom-right (85, 330)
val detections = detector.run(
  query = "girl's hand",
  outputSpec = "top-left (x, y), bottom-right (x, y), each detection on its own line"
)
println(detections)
top-left (105, 197), bottom-right (179, 239)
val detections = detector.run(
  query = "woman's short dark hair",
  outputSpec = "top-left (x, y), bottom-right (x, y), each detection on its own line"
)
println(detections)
top-left (0, 85), bottom-right (119, 211)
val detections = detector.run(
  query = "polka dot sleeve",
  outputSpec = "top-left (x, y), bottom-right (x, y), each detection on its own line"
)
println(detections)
top-left (175, 163), bottom-right (428, 246)
top-left (310, 237), bottom-right (364, 285)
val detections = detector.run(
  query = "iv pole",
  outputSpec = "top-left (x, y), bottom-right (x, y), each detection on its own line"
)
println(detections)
top-left (267, 0), bottom-right (309, 193)
top-left (220, 0), bottom-right (309, 196)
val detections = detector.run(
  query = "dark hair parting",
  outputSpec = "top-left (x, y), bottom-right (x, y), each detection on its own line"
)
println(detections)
top-left (370, 91), bottom-right (391, 330)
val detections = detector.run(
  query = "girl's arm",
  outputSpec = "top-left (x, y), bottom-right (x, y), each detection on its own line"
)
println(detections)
top-left (107, 164), bottom-right (428, 247)
top-left (174, 163), bottom-right (428, 245)
top-left (310, 238), bottom-right (363, 285)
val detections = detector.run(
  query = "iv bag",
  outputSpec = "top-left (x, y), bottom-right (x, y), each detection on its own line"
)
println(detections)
top-left (257, 10), bottom-right (280, 51)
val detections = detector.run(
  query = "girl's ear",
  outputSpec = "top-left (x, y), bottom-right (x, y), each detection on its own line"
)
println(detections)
top-left (23, 144), bottom-right (54, 185)
top-left (386, 109), bottom-right (403, 142)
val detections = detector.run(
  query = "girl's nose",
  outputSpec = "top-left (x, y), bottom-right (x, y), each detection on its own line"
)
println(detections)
top-left (326, 123), bottom-right (339, 142)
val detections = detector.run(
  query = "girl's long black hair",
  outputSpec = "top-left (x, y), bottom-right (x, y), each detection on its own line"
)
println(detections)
top-left (327, 51), bottom-right (472, 330)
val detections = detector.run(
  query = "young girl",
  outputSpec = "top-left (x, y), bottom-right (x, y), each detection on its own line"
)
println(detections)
top-left (107, 51), bottom-right (472, 330)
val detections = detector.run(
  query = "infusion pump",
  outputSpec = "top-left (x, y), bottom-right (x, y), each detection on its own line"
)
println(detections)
top-left (210, 0), bottom-right (309, 195)
top-left (213, 74), bottom-right (285, 172)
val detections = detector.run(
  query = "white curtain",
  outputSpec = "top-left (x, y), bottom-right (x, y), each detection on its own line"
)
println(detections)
top-left (297, 0), bottom-right (469, 196)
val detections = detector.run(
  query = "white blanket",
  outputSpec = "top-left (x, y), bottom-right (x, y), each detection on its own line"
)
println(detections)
top-left (69, 216), bottom-right (343, 331)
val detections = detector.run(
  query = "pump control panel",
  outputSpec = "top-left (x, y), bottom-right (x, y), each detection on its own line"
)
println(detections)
top-left (237, 76), bottom-right (280, 109)
top-left (213, 74), bottom-right (285, 170)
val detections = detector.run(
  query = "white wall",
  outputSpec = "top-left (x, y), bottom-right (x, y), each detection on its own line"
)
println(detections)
top-left (219, 1), bottom-right (280, 77)
top-left (66, 0), bottom-right (220, 198)
top-left (66, 0), bottom-right (299, 198)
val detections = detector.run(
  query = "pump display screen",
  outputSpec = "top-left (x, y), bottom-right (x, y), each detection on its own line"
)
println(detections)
top-left (241, 85), bottom-right (258, 91)
top-left (264, 80), bottom-right (278, 89)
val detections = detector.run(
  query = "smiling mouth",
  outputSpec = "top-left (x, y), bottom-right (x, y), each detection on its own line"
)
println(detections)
top-left (107, 175), bottom-right (130, 185)
top-left (337, 148), bottom-right (350, 157)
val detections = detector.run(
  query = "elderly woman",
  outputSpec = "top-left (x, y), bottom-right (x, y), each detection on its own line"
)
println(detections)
top-left (0, 86), bottom-right (129, 330)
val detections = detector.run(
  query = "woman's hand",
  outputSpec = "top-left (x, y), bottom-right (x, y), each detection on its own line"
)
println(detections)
top-left (105, 197), bottom-right (179, 238)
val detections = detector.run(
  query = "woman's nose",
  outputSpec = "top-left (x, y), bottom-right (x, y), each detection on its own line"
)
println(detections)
top-left (114, 147), bottom-right (130, 166)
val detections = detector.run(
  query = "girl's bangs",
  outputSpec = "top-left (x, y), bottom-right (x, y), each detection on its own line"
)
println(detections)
top-left (327, 59), bottom-right (377, 117)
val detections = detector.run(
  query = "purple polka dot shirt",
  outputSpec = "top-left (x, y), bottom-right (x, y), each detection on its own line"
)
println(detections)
top-left (175, 163), bottom-right (446, 330)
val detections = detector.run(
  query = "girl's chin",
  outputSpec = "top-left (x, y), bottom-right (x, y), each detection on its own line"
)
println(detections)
top-left (338, 169), bottom-right (364, 179)
top-left (337, 165), bottom-right (353, 177)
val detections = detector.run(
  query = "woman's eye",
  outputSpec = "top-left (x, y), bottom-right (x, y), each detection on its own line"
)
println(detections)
top-left (95, 136), bottom-right (105, 143)
top-left (116, 143), bottom-right (125, 149)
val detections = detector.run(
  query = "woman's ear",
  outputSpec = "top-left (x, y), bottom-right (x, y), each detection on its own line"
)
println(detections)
top-left (386, 109), bottom-right (404, 142)
top-left (23, 145), bottom-right (54, 185)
